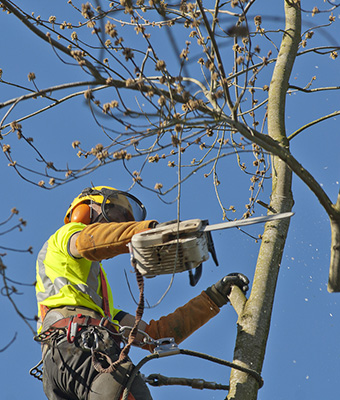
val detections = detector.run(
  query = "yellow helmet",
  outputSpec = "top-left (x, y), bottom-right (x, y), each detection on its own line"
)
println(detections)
top-left (64, 186), bottom-right (146, 224)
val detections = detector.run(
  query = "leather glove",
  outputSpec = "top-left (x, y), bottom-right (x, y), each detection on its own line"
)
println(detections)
top-left (205, 273), bottom-right (250, 308)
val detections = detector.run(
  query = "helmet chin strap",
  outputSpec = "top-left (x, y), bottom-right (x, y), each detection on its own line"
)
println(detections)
top-left (92, 213), bottom-right (110, 223)
top-left (89, 200), bottom-right (102, 224)
top-left (92, 214), bottom-right (102, 224)
top-left (91, 202), bottom-right (111, 223)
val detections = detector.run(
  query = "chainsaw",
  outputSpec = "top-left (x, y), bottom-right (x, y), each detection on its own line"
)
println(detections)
top-left (130, 212), bottom-right (294, 286)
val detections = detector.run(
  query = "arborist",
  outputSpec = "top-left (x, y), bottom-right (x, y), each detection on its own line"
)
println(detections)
top-left (35, 185), bottom-right (249, 400)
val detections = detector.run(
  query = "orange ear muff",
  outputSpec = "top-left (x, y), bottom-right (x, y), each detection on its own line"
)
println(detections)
top-left (71, 203), bottom-right (92, 224)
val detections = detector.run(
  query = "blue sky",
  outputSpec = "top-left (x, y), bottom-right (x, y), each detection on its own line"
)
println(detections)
top-left (1, 1), bottom-right (340, 399)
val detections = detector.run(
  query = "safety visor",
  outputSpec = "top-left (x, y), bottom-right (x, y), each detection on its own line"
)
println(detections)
top-left (88, 188), bottom-right (146, 222)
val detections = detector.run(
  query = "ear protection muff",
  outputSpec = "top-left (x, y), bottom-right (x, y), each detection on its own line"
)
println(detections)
top-left (70, 203), bottom-right (92, 225)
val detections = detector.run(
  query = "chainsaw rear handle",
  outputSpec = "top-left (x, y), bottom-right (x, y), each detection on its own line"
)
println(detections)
top-left (188, 265), bottom-right (202, 287)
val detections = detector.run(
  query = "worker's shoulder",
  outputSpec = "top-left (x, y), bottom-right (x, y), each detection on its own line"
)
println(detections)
top-left (51, 222), bottom-right (87, 243)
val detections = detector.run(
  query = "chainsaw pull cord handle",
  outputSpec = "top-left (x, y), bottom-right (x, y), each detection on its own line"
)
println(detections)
top-left (188, 265), bottom-right (202, 287)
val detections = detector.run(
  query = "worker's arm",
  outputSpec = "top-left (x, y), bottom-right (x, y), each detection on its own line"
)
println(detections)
top-left (143, 273), bottom-right (249, 351)
top-left (69, 232), bottom-right (81, 258)
top-left (69, 220), bottom-right (157, 260)
top-left (109, 274), bottom-right (249, 350)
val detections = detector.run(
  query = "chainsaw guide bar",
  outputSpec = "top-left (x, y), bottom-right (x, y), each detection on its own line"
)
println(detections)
top-left (202, 212), bottom-right (294, 232)
top-left (131, 212), bottom-right (294, 284)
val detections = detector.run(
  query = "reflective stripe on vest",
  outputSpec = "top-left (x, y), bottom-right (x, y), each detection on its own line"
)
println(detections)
top-left (36, 240), bottom-right (103, 310)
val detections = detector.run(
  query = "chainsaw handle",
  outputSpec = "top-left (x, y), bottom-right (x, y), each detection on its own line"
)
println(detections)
top-left (188, 265), bottom-right (202, 286)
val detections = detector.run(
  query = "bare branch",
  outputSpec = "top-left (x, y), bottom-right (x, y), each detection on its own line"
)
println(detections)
top-left (1, 0), bottom-right (105, 82)
top-left (288, 110), bottom-right (340, 140)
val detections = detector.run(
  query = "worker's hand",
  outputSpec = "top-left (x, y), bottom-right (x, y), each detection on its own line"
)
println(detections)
top-left (205, 273), bottom-right (250, 308)
top-left (215, 273), bottom-right (249, 297)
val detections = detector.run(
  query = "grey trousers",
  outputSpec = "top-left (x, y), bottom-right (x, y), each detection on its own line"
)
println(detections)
top-left (42, 329), bottom-right (152, 400)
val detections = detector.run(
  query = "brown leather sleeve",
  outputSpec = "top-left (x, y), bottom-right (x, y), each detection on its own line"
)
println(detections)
top-left (143, 291), bottom-right (220, 351)
top-left (75, 220), bottom-right (157, 261)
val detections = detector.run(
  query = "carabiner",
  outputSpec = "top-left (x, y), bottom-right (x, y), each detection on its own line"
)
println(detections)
top-left (66, 317), bottom-right (78, 343)
top-left (80, 328), bottom-right (99, 351)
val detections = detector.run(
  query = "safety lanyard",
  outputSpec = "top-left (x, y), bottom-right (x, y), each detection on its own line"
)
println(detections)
top-left (99, 266), bottom-right (112, 320)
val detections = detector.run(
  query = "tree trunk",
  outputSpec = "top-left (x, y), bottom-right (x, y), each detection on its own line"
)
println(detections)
top-left (328, 191), bottom-right (340, 292)
top-left (227, 1), bottom-right (300, 399)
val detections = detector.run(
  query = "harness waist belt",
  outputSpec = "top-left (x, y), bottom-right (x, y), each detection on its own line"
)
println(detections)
top-left (49, 314), bottom-right (122, 343)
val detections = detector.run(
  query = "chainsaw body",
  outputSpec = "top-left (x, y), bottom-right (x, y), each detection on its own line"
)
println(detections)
top-left (131, 219), bottom-right (218, 285)
top-left (130, 212), bottom-right (293, 286)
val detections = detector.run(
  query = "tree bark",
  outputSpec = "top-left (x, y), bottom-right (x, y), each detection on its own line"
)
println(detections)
top-left (328, 191), bottom-right (340, 292)
top-left (227, 1), bottom-right (300, 399)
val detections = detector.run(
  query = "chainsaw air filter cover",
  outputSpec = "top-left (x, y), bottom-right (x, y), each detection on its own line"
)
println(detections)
top-left (131, 219), bottom-right (210, 278)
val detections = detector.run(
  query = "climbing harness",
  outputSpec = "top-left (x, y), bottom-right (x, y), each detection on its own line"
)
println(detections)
top-left (131, 212), bottom-right (294, 286)
top-left (30, 330), bottom-right (264, 397)
top-left (29, 359), bottom-right (44, 381)
top-left (34, 314), bottom-right (122, 344)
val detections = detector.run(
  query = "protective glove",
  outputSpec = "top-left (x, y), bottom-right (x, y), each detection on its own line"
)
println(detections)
top-left (205, 273), bottom-right (249, 308)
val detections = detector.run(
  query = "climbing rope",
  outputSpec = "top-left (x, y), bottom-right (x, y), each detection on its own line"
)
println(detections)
top-left (92, 267), bottom-right (145, 374)
top-left (145, 373), bottom-right (229, 391)
top-left (179, 349), bottom-right (264, 387)
top-left (121, 340), bottom-right (264, 400)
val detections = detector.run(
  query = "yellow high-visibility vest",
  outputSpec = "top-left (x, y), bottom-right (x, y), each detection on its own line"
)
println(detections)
top-left (35, 222), bottom-right (121, 332)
